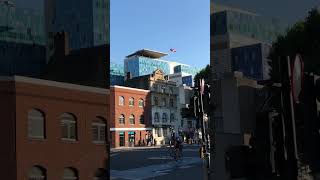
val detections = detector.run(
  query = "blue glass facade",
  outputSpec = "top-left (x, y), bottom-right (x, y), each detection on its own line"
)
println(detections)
top-left (110, 62), bottom-right (124, 86)
top-left (124, 56), bottom-right (170, 77)
top-left (54, 0), bottom-right (109, 50)
top-left (182, 75), bottom-right (193, 87)
top-left (231, 43), bottom-right (270, 80)
top-left (174, 65), bottom-right (200, 77)
top-left (212, 10), bottom-right (284, 43)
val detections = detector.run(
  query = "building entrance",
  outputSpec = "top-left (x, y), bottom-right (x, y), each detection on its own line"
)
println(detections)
top-left (119, 132), bottom-right (125, 147)
top-left (128, 131), bottom-right (135, 147)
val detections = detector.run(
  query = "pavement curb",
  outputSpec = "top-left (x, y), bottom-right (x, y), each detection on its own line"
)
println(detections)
top-left (111, 144), bottom-right (201, 153)
top-left (111, 145), bottom-right (165, 153)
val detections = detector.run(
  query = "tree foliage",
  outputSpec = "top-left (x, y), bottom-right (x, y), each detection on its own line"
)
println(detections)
top-left (269, 8), bottom-right (320, 81)
top-left (194, 64), bottom-right (211, 85)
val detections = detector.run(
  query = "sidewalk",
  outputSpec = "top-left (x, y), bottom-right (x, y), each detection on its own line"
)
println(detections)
top-left (111, 145), bottom-right (164, 153)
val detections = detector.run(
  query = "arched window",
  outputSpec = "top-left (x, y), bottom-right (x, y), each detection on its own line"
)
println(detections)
top-left (138, 99), bottom-right (144, 108)
top-left (129, 97), bottom-right (134, 106)
top-left (63, 168), bottom-right (78, 180)
top-left (119, 114), bottom-right (125, 124)
top-left (154, 112), bottom-right (159, 122)
top-left (60, 113), bottom-right (77, 140)
top-left (28, 109), bottom-right (45, 139)
top-left (170, 113), bottom-right (175, 122)
top-left (28, 166), bottom-right (46, 180)
top-left (129, 114), bottom-right (135, 124)
top-left (119, 96), bottom-right (125, 106)
top-left (139, 115), bottom-right (145, 124)
top-left (92, 117), bottom-right (106, 143)
top-left (162, 113), bottom-right (167, 123)
top-left (94, 168), bottom-right (107, 180)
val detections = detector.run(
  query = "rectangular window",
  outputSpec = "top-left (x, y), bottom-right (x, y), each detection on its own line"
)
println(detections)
top-left (170, 99), bottom-right (174, 108)
top-left (154, 97), bottom-right (158, 106)
top-left (140, 115), bottom-right (145, 124)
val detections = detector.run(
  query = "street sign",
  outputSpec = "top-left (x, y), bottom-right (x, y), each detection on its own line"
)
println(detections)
top-left (291, 54), bottom-right (304, 103)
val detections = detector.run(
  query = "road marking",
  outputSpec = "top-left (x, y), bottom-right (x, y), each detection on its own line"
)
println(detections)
top-left (111, 153), bottom-right (119, 157)
top-left (110, 157), bottom-right (202, 180)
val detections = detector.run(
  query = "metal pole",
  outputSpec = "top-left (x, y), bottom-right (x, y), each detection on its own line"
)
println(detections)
top-left (287, 56), bottom-right (299, 159)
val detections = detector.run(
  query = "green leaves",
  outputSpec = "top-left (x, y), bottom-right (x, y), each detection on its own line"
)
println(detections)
top-left (269, 8), bottom-right (320, 79)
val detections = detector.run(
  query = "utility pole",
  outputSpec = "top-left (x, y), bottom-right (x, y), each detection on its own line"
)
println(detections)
top-left (196, 79), bottom-right (210, 180)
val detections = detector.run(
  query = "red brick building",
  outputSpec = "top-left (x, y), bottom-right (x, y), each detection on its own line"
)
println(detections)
top-left (110, 86), bottom-right (152, 148)
top-left (0, 76), bottom-right (109, 180)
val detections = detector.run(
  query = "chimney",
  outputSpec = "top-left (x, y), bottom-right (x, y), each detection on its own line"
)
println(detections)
top-left (54, 31), bottom-right (69, 57)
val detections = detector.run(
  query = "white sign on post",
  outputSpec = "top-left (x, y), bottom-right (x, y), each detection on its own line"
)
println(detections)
top-left (291, 54), bottom-right (304, 103)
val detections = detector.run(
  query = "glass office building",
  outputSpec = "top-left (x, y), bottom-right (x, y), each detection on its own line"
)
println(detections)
top-left (231, 43), bottom-right (271, 80)
top-left (54, 0), bottom-right (109, 50)
top-left (0, 4), bottom-right (46, 45)
top-left (212, 9), bottom-right (285, 43)
top-left (125, 56), bottom-right (171, 77)
top-left (174, 65), bottom-right (200, 77)
top-left (110, 62), bottom-right (124, 86)
top-left (0, 3), bottom-right (46, 76)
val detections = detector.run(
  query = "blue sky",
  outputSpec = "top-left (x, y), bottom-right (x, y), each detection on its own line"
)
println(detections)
top-left (110, 0), bottom-right (210, 69)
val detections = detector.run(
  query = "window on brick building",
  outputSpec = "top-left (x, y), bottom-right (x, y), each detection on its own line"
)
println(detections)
top-left (138, 99), bottom-right (144, 107)
top-left (119, 114), bottom-right (125, 124)
top-left (119, 96), bottom-right (125, 106)
top-left (28, 109), bottom-right (45, 139)
top-left (60, 113), bottom-right (77, 141)
top-left (129, 114), bottom-right (135, 124)
top-left (162, 113), bottom-right (167, 123)
top-left (28, 166), bottom-right (46, 180)
top-left (129, 97), bottom-right (134, 107)
top-left (92, 117), bottom-right (106, 143)
top-left (63, 168), bottom-right (78, 180)
top-left (140, 115), bottom-right (145, 124)
top-left (154, 112), bottom-right (159, 122)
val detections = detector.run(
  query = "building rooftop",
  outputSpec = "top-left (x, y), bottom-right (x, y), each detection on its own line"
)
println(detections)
top-left (211, 3), bottom-right (258, 16)
top-left (0, 76), bottom-right (109, 94)
top-left (126, 49), bottom-right (168, 59)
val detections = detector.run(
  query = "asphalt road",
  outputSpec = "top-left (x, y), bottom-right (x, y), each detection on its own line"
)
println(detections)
top-left (110, 144), bottom-right (205, 180)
